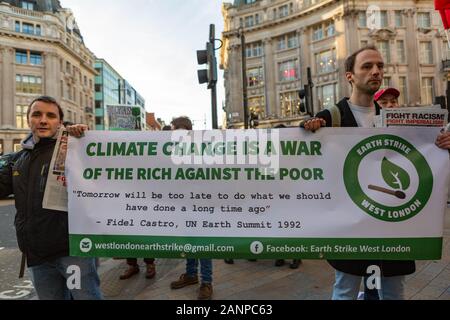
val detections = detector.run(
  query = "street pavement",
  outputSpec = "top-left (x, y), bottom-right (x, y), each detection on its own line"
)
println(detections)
top-left (102, 210), bottom-right (450, 300)
top-left (1, 199), bottom-right (449, 300)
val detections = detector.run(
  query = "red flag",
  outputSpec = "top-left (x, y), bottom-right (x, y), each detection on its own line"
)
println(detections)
top-left (435, 0), bottom-right (450, 29)
top-left (435, 0), bottom-right (450, 9)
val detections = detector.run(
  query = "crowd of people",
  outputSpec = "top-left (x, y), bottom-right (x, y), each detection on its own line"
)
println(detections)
top-left (0, 45), bottom-right (449, 300)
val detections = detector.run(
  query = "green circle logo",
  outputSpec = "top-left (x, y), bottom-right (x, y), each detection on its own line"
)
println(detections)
top-left (344, 135), bottom-right (433, 222)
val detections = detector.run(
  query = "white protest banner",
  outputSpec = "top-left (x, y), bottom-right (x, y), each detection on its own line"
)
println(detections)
top-left (375, 107), bottom-right (448, 128)
top-left (66, 128), bottom-right (449, 260)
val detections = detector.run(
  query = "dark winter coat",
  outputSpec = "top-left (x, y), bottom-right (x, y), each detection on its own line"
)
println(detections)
top-left (0, 135), bottom-right (69, 267)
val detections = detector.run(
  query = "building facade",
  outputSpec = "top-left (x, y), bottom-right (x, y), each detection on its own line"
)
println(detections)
top-left (94, 59), bottom-right (146, 131)
top-left (94, 59), bottom-right (121, 130)
top-left (0, 0), bottom-right (96, 154)
top-left (145, 112), bottom-right (161, 131)
top-left (221, 0), bottom-right (450, 128)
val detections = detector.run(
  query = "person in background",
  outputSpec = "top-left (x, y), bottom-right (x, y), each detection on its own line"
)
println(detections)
top-left (273, 124), bottom-right (302, 270)
top-left (169, 116), bottom-right (213, 300)
top-left (119, 258), bottom-right (156, 280)
top-left (374, 87), bottom-right (400, 109)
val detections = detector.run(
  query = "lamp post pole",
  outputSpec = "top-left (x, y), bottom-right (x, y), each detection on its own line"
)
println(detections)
top-left (209, 24), bottom-right (218, 129)
top-left (238, 27), bottom-right (249, 129)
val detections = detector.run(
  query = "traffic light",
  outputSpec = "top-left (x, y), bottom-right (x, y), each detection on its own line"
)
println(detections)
top-left (197, 42), bottom-right (217, 89)
top-left (197, 24), bottom-right (218, 130)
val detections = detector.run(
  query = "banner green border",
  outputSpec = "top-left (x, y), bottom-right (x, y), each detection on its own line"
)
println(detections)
top-left (70, 235), bottom-right (442, 260)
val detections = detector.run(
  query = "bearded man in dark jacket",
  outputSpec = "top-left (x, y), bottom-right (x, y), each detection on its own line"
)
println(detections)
top-left (0, 96), bottom-right (102, 300)
top-left (302, 46), bottom-right (450, 300)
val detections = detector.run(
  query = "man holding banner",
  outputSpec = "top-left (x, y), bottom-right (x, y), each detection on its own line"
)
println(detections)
top-left (0, 96), bottom-right (102, 300)
top-left (303, 46), bottom-right (450, 300)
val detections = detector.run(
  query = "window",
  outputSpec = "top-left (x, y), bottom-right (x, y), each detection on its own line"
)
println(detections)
top-left (318, 83), bottom-right (338, 109)
top-left (313, 24), bottom-right (324, 41)
top-left (247, 67), bottom-right (264, 87)
top-left (16, 105), bottom-right (28, 129)
top-left (278, 5), bottom-right (289, 18)
top-left (30, 52), bottom-right (42, 65)
top-left (325, 21), bottom-right (335, 37)
top-left (15, 21), bottom-right (40, 35)
top-left (248, 96), bottom-right (265, 119)
top-left (358, 12), bottom-right (367, 27)
top-left (398, 77), bottom-right (408, 106)
top-left (66, 61), bottom-right (71, 74)
top-left (277, 33), bottom-right (298, 51)
top-left (312, 20), bottom-right (334, 41)
top-left (64, 83), bottom-right (69, 99)
top-left (21, 1), bottom-right (34, 10)
top-left (16, 50), bottom-right (42, 65)
top-left (244, 16), bottom-right (254, 28)
top-left (280, 91), bottom-right (301, 117)
top-left (396, 40), bottom-right (406, 64)
top-left (421, 77), bottom-right (434, 105)
top-left (22, 23), bottom-right (34, 35)
top-left (16, 75), bottom-right (42, 94)
top-left (67, 110), bottom-right (72, 123)
top-left (287, 33), bottom-right (298, 48)
top-left (244, 0), bottom-right (256, 4)
top-left (278, 60), bottom-right (298, 82)
top-left (15, 50), bottom-right (27, 64)
top-left (277, 37), bottom-right (286, 51)
top-left (417, 12), bottom-right (431, 28)
top-left (13, 140), bottom-right (22, 152)
top-left (382, 77), bottom-right (391, 88)
top-left (380, 11), bottom-right (388, 28)
top-left (246, 42), bottom-right (262, 58)
top-left (361, 40), bottom-right (369, 47)
top-left (95, 117), bottom-right (103, 126)
top-left (378, 41), bottom-right (390, 63)
top-left (420, 42), bottom-right (433, 64)
top-left (395, 11), bottom-right (404, 27)
top-left (0, 140), bottom-right (3, 156)
top-left (315, 49), bottom-right (337, 74)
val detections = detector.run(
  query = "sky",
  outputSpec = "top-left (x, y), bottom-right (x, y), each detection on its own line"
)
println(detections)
top-left (60, 0), bottom-right (227, 129)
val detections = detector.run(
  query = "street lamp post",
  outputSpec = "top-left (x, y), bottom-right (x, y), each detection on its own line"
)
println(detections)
top-left (210, 25), bottom-right (218, 130)
top-left (238, 27), bottom-right (249, 129)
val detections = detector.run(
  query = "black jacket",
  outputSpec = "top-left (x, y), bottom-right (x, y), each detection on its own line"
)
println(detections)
top-left (0, 135), bottom-right (69, 267)
top-left (315, 98), bottom-right (415, 277)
